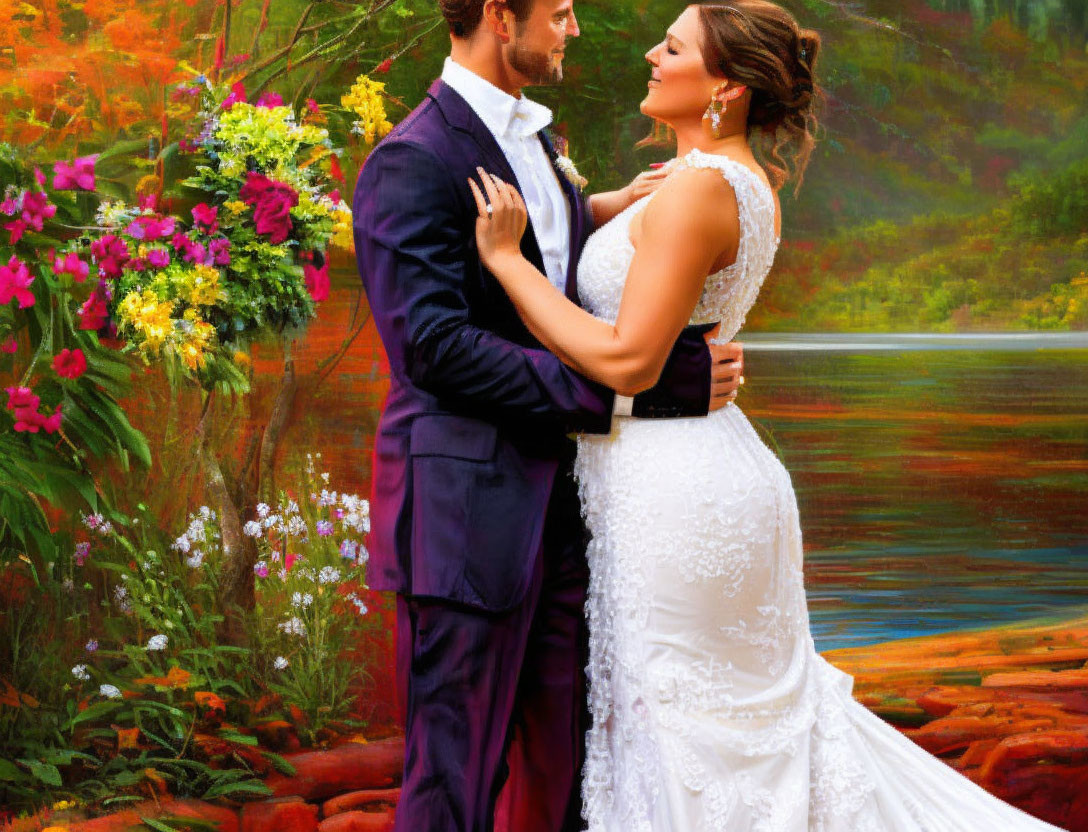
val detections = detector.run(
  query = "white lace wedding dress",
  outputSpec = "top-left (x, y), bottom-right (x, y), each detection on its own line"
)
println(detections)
top-left (571, 148), bottom-right (1064, 832)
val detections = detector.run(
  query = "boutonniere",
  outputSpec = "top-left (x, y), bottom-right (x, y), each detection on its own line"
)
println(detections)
top-left (549, 131), bottom-right (589, 192)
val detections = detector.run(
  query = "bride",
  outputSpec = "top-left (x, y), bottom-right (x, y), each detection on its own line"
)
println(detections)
top-left (469, 2), bottom-right (1064, 830)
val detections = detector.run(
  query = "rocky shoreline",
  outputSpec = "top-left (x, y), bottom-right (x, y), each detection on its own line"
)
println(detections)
top-left (7, 613), bottom-right (1088, 831)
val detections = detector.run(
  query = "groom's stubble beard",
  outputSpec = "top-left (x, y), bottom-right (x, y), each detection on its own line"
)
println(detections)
top-left (508, 24), bottom-right (565, 84)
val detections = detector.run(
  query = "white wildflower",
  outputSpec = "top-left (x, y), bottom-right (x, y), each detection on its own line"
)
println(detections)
top-left (99, 683), bottom-right (122, 699)
top-left (274, 656), bottom-right (289, 670)
top-left (243, 521), bottom-right (263, 538)
top-left (256, 502), bottom-right (271, 519)
top-left (278, 617), bottom-right (307, 637)
top-left (291, 591), bottom-right (314, 609)
top-left (186, 550), bottom-right (205, 568)
top-left (71, 664), bottom-right (90, 681)
top-left (147, 634), bottom-right (168, 651)
top-left (286, 516), bottom-right (308, 538)
top-left (172, 534), bottom-right (191, 554)
top-left (318, 566), bottom-right (341, 585)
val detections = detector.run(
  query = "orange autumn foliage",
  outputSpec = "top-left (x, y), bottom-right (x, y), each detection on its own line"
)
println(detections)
top-left (133, 665), bottom-right (192, 689)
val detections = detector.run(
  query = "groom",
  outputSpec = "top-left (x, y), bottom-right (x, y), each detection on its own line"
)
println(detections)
top-left (352, 1), bottom-right (744, 830)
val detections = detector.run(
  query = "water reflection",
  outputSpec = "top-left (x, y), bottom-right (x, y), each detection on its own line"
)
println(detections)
top-left (739, 334), bottom-right (1088, 651)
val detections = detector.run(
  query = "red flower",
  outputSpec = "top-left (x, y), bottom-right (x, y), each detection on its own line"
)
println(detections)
top-left (5, 219), bottom-right (26, 245)
top-left (52, 156), bottom-right (97, 191)
top-left (376, 58), bottom-right (393, 74)
top-left (5, 386), bottom-right (38, 411)
top-left (213, 35), bottom-right (226, 71)
top-left (191, 203), bottom-right (219, 235)
top-left (77, 293), bottom-right (110, 331)
top-left (0, 256), bottom-right (35, 308)
top-left (1, 337), bottom-right (17, 354)
top-left (303, 259), bottom-right (330, 302)
top-left (239, 173), bottom-right (298, 244)
top-left (41, 405), bottom-right (63, 435)
top-left (221, 82), bottom-right (247, 111)
top-left (53, 348), bottom-right (87, 380)
top-left (90, 235), bottom-right (130, 279)
top-left (329, 154), bottom-right (345, 184)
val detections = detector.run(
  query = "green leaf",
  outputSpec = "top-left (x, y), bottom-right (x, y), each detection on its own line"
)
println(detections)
top-left (200, 778), bottom-right (273, 799)
top-left (0, 758), bottom-right (25, 781)
top-left (216, 730), bottom-right (258, 746)
top-left (26, 760), bottom-right (62, 787)
top-left (64, 700), bottom-right (124, 729)
top-left (261, 751), bottom-right (297, 776)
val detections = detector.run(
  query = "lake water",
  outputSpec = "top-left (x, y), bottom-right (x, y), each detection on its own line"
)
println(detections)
top-left (739, 333), bottom-right (1088, 651)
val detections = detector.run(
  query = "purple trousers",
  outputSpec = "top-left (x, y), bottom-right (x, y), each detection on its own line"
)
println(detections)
top-left (394, 468), bottom-right (589, 832)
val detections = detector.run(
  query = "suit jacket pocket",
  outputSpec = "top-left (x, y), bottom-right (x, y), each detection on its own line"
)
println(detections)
top-left (407, 413), bottom-right (546, 611)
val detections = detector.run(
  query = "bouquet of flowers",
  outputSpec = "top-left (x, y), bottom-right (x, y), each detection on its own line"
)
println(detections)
top-left (62, 76), bottom-right (354, 391)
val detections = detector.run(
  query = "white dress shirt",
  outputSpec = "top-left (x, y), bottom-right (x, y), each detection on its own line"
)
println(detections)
top-left (441, 57), bottom-right (571, 293)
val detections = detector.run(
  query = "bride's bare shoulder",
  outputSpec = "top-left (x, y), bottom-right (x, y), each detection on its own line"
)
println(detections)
top-left (643, 166), bottom-right (739, 238)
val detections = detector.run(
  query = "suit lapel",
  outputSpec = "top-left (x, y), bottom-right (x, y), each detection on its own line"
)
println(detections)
top-left (429, 80), bottom-right (546, 273)
top-left (539, 128), bottom-right (586, 305)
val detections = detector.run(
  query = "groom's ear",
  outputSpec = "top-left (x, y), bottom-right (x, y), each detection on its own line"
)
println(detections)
top-left (482, 0), bottom-right (514, 43)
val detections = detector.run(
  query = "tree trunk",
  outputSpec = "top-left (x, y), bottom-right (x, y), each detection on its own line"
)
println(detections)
top-left (259, 358), bottom-right (297, 503)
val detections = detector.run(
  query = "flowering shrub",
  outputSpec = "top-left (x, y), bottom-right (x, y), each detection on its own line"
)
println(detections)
top-left (1, 458), bottom-right (376, 807)
top-left (341, 74), bottom-right (395, 146)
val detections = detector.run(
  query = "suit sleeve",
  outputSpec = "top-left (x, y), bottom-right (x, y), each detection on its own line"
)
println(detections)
top-left (354, 139), bottom-right (615, 434)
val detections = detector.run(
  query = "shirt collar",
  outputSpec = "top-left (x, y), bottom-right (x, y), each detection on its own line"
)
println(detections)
top-left (441, 57), bottom-right (553, 139)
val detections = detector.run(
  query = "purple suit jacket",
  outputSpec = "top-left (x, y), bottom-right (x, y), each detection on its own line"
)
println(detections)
top-left (353, 80), bottom-right (712, 611)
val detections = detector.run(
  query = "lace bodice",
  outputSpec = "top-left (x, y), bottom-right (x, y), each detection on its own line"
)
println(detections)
top-left (576, 148), bottom-right (780, 342)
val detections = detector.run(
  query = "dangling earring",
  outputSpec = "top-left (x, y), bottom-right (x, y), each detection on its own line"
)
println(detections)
top-left (703, 85), bottom-right (748, 140)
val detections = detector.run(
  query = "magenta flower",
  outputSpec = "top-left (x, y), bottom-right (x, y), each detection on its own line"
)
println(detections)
top-left (41, 405), bottom-right (63, 434)
top-left (181, 240), bottom-right (206, 264)
top-left (221, 82), bottom-right (247, 111)
top-left (21, 191), bottom-right (56, 231)
top-left (75, 542), bottom-right (91, 567)
top-left (239, 172), bottom-right (298, 244)
top-left (208, 237), bottom-right (231, 266)
top-left (0, 256), bottom-right (35, 308)
top-left (4, 219), bottom-right (26, 245)
top-left (285, 553), bottom-right (298, 573)
top-left (77, 293), bottom-right (110, 331)
top-left (1, 336), bottom-right (17, 354)
top-left (5, 386), bottom-right (39, 412)
top-left (147, 249), bottom-right (171, 269)
top-left (33, 168), bottom-right (46, 187)
top-left (53, 251), bottom-right (89, 282)
top-left (52, 155), bottom-right (97, 191)
top-left (53, 348), bottom-right (88, 380)
top-left (126, 216), bottom-right (174, 241)
top-left (256, 92), bottom-right (284, 109)
top-left (191, 203), bottom-right (219, 235)
top-left (316, 520), bottom-right (334, 537)
top-left (90, 235), bottom-right (130, 279)
top-left (304, 260), bottom-right (330, 303)
top-left (306, 98), bottom-right (320, 115)
top-left (138, 193), bottom-right (158, 212)
top-left (254, 562), bottom-right (269, 579)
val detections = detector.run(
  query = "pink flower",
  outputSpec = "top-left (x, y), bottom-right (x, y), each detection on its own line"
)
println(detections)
top-left (21, 191), bottom-right (56, 231)
top-left (256, 92), bottom-right (284, 108)
top-left (52, 155), bottom-right (97, 191)
top-left (303, 260), bottom-right (329, 303)
top-left (5, 219), bottom-right (26, 245)
top-left (53, 348), bottom-right (87, 380)
top-left (208, 237), bottom-right (231, 266)
top-left (77, 293), bottom-right (110, 331)
top-left (53, 252), bottom-right (89, 282)
top-left (254, 562), bottom-right (269, 579)
top-left (0, 256), bottom-right (35, 308)
top-left (191, 203), bottom-right (218, 235)
top-left (306, 98), bottom-right (320, 115)
top-left (221, 82), bottom-right (247, 111)
top-left (90, 235), bottom-right (130, 279)
top-left (1, 336), bottom-right (17, 354)
top-left (41, 405), bottom-right (63, 434)
top-left (126, 216), bottom-right (174, 241)
top-left (285, 553), bottom-right (298, 573)
top-left (329, 189), bottom-right (341, 205)
top-left (5, 386), bottom-right (38, 411)
top-left (239, 172), bottom-right (298, 244)
top-left (138, 193), bottom-right (158, 212)
top-left (33, 167), bottom-right (46, 187)
top-left (147, 249), bottom-right (171, 269)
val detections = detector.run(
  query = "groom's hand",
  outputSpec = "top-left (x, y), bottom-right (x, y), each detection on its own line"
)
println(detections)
top-left (705, 324), bottom-right (744, 411)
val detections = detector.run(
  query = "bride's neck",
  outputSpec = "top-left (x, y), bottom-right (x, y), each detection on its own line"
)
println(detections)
top-left (673, 123), bottom-right (749, 160)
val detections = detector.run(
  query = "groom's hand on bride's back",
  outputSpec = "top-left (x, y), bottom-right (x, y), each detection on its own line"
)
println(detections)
top-left (705, 324), bottom-right (744, 411)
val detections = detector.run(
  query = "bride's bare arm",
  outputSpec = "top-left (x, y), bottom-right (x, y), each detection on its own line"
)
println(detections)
top-left (588, 166), bottom-right (670, 227)
top-left (470, 166), bottom-right (738, 397)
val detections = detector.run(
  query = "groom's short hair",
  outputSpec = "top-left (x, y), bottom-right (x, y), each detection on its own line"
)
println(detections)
top-left (440, 0), bottom-right (534, 38)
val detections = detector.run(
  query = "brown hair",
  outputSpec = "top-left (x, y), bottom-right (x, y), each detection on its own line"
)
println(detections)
top-left (438, 0), bottom-right (534, 38)
top-left (696, 1), bottom-right (822, 191)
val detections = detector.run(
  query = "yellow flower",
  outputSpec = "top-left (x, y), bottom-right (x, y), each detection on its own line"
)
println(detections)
top-left (233, 350), bottom-right (251, 368)
top-left (331, 207), bottom-right (354, 251)
top-left (51, 799), bottom-right (76, 811)
top-left (118, 290), bottom-right (175, 355)
top-left (135, 175), bottom-right (160, 197)
top-left (177, 311), bottom-right (216, 371)
top-left (185, 264), bottom-right (225, 308)
top-left (224, 200), bottom-right (249, 216)
top-left (342, 75), bottom-right (394, 146)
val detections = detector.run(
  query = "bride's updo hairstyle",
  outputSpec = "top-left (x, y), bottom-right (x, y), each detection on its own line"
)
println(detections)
top-left (696, 1), bottom-right (821, 190)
